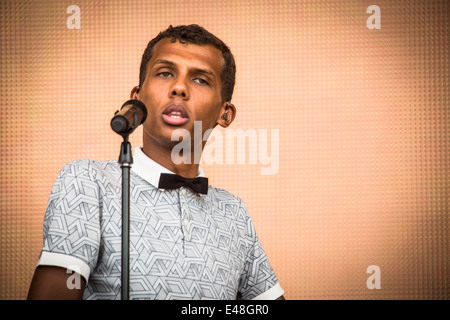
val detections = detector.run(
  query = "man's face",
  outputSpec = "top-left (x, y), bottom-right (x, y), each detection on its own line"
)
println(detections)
top-left (138, 38), bottom-right (226, 150)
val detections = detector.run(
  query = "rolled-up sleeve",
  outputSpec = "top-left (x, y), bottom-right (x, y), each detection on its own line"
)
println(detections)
top-left (37, 160), bottom-right (101, 283)
top-left (237, 201), bottom-right (284, 300)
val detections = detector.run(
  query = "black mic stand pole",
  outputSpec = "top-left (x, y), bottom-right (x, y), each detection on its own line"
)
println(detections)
top-left (119, 135), bottom-right (132, 300)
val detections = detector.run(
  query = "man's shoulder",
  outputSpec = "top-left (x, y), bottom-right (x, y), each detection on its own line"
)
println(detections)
top-left (58, 158), bottom-right (120, 180)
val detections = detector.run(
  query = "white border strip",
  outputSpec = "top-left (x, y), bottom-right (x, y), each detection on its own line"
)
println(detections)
top-left (37, 251), bottom-right (91, 283)
top-left (252, 283), bottom-right (284, 300)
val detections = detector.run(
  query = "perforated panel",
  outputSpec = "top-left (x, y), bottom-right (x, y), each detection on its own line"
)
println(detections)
top-left (0, 0), bottom-right (448, 299)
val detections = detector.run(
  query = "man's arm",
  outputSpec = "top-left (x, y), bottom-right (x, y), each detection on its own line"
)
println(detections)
top-left (27, 266), bottom-right (86, 300)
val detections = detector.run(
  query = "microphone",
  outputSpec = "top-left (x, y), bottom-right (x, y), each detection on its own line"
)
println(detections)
top-left (111, 99), bottom-right (148, 135)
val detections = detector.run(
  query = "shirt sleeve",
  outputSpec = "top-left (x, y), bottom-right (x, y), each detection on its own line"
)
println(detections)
top-left (36, 160), bottom-right (101, 283)
top-left (237, 201), bottom-right (284, 300)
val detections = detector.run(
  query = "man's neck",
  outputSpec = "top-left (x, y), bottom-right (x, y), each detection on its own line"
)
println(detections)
top-left (142, 143), bottom-right (200, 179)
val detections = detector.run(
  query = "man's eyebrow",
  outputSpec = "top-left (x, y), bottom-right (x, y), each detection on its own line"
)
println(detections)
top-left (193, 67), bottom-right (215, 78)
top-left (153, 59), bottom-right (176, 67)
top-left (153, 59), bottom-right (215, 78)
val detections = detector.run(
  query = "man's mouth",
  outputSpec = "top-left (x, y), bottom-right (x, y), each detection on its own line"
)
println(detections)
top-left (162, 104), bottom-right (189, 126)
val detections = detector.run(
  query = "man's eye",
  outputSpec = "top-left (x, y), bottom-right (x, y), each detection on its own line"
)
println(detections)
top-left (157, 72), bottom-right (172, 78)
top-left (194, 78), bottom-right (209, 86)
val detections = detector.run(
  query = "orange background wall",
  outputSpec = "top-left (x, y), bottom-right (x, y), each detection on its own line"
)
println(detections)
top-left (1, 0), bottom-right (448, 299)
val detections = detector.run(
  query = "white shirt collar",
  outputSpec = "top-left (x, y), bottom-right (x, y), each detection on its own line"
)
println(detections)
top-left (131, 147), bottom-right (205, 188)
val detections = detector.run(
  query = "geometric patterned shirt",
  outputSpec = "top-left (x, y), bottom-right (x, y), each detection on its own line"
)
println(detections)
top-left (37, 147), bottom-right (283, 300)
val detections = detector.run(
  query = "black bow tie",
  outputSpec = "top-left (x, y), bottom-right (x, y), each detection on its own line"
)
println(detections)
top-left (158, 173), bottom-right (209, 195)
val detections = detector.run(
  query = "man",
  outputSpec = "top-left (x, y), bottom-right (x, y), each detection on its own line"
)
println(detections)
top-left (28, 25), bottom-right (284, 300)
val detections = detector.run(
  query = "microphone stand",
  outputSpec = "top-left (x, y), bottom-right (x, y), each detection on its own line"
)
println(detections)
top-left (111, 99), bottom-right (147, 300)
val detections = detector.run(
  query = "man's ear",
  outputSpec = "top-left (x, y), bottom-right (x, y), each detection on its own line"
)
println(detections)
top-left (130, 86), bottom-right (140, 100)
top-left (217, 102), bottom-right (236, 128)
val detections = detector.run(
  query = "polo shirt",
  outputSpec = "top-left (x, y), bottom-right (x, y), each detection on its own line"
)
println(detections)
top-left (37, 147), bottom-right (283, 300)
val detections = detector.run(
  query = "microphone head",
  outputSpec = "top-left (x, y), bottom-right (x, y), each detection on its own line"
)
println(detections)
top-left (111, 99), bottom-right (148, 135)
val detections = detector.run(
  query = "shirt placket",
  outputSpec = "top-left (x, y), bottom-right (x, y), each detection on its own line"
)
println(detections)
top-left (178, 186), bottom-right (190, 257)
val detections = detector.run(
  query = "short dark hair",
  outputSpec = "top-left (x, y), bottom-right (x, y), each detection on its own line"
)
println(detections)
top-left (139, 24), bottom-right (236, 102)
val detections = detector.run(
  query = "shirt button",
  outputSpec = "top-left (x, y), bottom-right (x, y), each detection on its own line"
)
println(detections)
top-left (183, 218), bottom-right (189, 227)
top-left (180, 188), bottom-right (186, 196)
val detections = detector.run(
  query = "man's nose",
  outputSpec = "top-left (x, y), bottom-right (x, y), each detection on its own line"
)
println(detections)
top-left (170, 77), bottom-right (189, 99)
